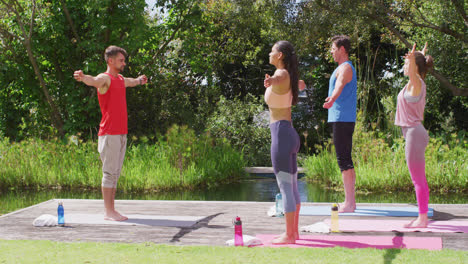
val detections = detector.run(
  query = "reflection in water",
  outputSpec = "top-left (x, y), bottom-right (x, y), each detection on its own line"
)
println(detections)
top-left (1, 178), bottom-right (466, 215)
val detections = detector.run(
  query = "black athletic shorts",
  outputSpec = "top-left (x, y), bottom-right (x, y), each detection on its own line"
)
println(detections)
top-left (331, 122), bottom-right (355, 172)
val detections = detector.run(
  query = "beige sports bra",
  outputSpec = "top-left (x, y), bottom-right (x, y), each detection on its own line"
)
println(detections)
top-left (264, 86), bottom-right (292, 108)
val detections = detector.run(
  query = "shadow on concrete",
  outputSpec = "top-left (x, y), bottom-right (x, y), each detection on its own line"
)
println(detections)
top-left (432, 209), bottom-right (467, 220)
top-left (170, 213), bottom-right (228, 242)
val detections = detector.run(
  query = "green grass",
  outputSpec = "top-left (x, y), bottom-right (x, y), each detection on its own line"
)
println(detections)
top-left (0, 240), bottom-right (466, 264)
top-left (0, 125), bottom-right (246, 191)
top-left (303, 123), bottom-right (468, 193)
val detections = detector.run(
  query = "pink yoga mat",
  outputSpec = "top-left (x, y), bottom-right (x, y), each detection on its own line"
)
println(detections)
top-left (323, 219), bottom-right (468, 233)
top-left (254, 234), bottom-right (442, 250)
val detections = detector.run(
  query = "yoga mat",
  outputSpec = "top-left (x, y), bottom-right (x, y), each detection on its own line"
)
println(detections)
top-left (300, 206), bottom-right (434, 217)
top-left (254, 234), bottom-right (442, 250)
top-left (65, 214), bottom-right (205, 227)
top-left (323, 219), bottom-right (468, 233)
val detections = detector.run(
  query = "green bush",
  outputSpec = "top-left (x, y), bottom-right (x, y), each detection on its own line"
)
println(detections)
top-left (0, 126), bottom-right (246, 191)
top-left (303, 121), bottom-right (468, 193)
top-left (206, 94), bottom-right (271, 166)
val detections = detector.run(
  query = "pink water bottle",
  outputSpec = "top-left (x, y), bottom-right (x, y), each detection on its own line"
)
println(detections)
top-left (234, 216), bottom-right (243, 246)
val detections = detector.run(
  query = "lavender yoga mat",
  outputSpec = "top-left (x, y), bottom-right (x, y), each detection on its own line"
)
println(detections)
top-left (65, 213), bottom-right (204, 227)
top-left (300, 206), bottom-right (434, 217)
top-left (254, 234), bottom-right (442, 250)
top-left (323, 219), bottom-right (468, 233)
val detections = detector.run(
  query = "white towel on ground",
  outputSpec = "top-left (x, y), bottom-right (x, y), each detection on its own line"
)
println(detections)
top-left (33, 214), bottom-right (57, 227)
top-left (226, 235), bottom-right (263, 246)
top-left (300, 221), bottom-right (330, 233)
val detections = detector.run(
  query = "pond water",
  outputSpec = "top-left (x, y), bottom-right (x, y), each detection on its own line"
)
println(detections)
top-left (1, 177), bottom-right (466, 215)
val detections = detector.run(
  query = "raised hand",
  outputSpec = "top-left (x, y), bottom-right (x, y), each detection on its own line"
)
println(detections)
top-left (264, 74), bottom-right (272, 88)
top-left (138, 75), bottom-right (148, 85)
top-left (404, 43), bottom-right (417, 61)
top-left (73, 70), bottom-right (84, 82)
top-left (421, 42), bottom-right (428, 56)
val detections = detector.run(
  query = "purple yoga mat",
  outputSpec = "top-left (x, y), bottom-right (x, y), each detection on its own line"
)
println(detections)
top-left (323, 219), bottom-right (468, 233)
top-left (254, 234), bottom-right (442, 250)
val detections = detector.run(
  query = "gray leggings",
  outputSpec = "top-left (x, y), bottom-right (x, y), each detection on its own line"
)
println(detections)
top-left (270, 120), bottom-right (301, 213)
top-left (402, 123), bottom-right (430, 214)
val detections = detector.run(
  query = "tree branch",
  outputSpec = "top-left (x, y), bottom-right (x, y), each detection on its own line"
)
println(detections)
top-left (430, 68), bottom-right (468, 96)
top-left (409, 6), bottom-right (467, 43)
top-left (141, 2), bottom-right (196, 71)
top-left (27, 0), bottom-right (36, 42)
top-left (369, 13), bottom-right (411, 47)
top-left (1, 0), bottom-right (65, 135)
top-left (154, 4), bottom-right (194, 58)
top-left (377, 1), bottom-right (468, 43)
top-left (371, 13), bottom-right (467, 97)
top-left (0, 25), bottom-right (20, 41)
top-left (3, 0), bottom-right (28, 38)
top-left (450, 0), bottom-right (468, 27)
top-left (60, 0), bottom-right (80, 43)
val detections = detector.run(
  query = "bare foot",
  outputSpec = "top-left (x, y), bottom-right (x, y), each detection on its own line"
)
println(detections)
top-left (271, 233), bottom-right (296, 244)
top-left (104, 211), bottom-right (128, 221)
top-left (338, 202), bottom-right (356, 213)
top-left (274, 232), bottom-right (299, 240)
top-left (404, 218), bottom-right (428, 228)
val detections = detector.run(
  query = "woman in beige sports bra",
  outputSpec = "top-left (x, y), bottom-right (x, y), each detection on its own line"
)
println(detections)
top-left (264, 40), bottom-right (305, 244)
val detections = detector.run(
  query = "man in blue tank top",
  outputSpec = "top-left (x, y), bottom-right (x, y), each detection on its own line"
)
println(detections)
top-left (323, 35), bottom-right (358, 213)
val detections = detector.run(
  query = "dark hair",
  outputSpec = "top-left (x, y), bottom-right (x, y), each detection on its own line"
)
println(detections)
top-left (414, 52), bottom-right (434, 80)
top-left (104, 45), bottom-right (127, 62)
top-left (274, 40), bottom-right (299, 105)
top-left (331, 35), bottom-right (351, 54)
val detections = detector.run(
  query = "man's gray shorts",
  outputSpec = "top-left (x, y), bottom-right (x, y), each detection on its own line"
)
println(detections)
top-left (98, 134), bottom-right (127, 188)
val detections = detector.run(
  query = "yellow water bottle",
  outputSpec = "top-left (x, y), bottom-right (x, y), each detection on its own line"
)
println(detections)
top-left (331, 203), bottom-right (339, 232)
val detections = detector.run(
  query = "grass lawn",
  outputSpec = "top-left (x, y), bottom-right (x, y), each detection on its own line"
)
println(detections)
top-left (0, 240), bottom-right (467, 264)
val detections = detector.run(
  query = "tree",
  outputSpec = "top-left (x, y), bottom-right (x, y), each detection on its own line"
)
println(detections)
top-left (305, 0), bottom-right (467, 97)
top-left (0, 0), bottom-right (64, 135)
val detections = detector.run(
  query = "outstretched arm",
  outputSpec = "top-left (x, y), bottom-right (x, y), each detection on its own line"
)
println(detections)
top-left (124, 75), bottom-right (148, 88)
top-left (323, 64), bottom-right (352, 109)
top-left (264, 69), bottom-right (288, 87)
top-left (74, 70), bottom-right (110, 94)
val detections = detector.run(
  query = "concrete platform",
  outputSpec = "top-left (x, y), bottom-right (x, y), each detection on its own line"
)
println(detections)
top-left (0, 199), bottom-right (467, 250)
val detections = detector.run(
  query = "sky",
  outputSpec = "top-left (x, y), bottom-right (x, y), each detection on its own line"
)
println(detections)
top-left (146, 0), bottom-right (156, 7)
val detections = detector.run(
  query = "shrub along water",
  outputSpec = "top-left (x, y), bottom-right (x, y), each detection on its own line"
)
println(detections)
top-left (0, 125), bottom-right (246, 191)
top-left (206, 94), bottom-right (271, 166)
top-left (303, 122), bottom-right (468, 193)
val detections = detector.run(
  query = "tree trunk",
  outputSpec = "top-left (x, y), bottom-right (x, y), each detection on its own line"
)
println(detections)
top-left (24, 39), bottom-right (65, 135)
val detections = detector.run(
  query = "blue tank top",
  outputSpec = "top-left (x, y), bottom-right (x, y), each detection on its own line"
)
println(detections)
top-left (328, 61), bottom-right (357, 122)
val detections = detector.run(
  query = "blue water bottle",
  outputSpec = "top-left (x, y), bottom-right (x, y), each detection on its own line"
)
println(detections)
top-left (275, 193), bottom-right (284, 217)
top-left (57, 201), bottom-right (65, 226)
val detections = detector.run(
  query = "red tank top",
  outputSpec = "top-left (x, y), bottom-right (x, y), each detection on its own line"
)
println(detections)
top-left (97, 73), bottom-right (128, 136)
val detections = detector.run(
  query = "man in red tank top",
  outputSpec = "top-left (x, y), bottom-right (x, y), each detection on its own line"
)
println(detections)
top-left (73, 46), bottom-right (147, 221)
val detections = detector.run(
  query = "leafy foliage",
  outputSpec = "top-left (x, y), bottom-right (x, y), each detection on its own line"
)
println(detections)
top-left (0, 0), bottom-right (466, 162)
top-left (206, 94), bottom-right (271, 166)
